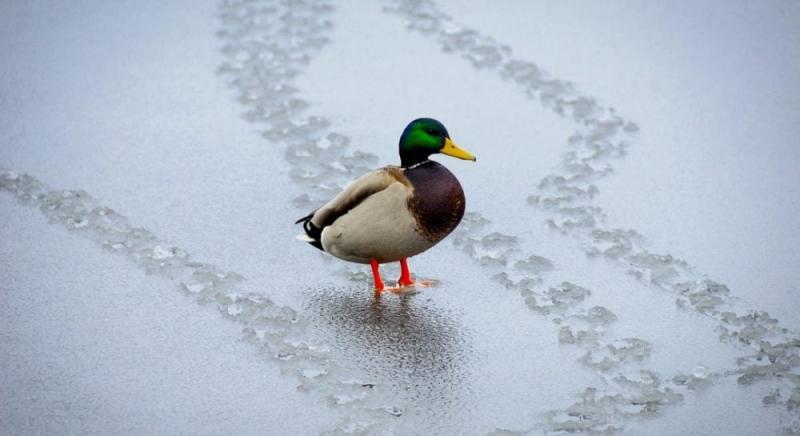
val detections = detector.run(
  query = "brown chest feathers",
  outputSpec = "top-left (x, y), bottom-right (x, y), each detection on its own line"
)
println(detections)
top-left (404, 161), bottom-right (466, 242)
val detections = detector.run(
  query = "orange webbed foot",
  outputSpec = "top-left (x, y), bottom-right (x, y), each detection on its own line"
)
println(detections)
top-left (370, 258), bottom-right (439, 296)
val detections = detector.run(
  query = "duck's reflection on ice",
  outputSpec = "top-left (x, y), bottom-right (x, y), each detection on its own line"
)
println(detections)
top-left (305, 286), bottom-right (472, 417)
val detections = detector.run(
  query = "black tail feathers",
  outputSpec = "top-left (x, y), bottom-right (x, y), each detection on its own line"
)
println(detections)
top-left (295, 213), bottom-right (323, 250)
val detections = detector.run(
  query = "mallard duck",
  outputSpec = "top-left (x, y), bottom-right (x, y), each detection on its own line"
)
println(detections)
top-left (295, 118), bottom-right (476, 293)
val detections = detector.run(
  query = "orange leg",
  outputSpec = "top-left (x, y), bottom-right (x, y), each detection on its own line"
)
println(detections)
top-left (398, 258), bottom-right (414, 287)
top-left (370, 258), bottom-right (384, 292)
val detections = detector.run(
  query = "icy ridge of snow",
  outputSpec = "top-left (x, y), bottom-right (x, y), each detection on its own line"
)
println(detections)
top-left (217, 0), bottom-right (380, 212)
top-left (384, 0), bottom-right (800, 432)
top-left (448, 215), bottom-right (683, 433)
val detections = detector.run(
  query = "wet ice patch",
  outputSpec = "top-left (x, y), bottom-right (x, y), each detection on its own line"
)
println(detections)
top-left (302, 285), bottom-right (475, 432)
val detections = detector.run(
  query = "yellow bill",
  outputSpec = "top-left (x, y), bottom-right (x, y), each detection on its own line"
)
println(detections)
top-left (441, 138), bottom-right (476, 161)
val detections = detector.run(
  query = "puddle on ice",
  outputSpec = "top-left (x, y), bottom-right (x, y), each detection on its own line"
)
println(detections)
top-left (304, 287), bottom-right (468, 413)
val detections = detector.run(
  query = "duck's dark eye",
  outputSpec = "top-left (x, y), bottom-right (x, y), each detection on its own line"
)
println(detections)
top-left (427, 129), bottom-right (438, 136)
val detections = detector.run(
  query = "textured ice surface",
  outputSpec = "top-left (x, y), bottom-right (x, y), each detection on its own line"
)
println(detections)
top-left (2, 0), bottom-right (799, 434)
top-left (0, 195), bottom-right (337, 435)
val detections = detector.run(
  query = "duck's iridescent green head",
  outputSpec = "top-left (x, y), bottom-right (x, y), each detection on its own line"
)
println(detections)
top-left (398, 118), bottom-right (476, 168)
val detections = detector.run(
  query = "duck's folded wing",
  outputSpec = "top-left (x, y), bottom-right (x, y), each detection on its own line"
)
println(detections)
top-left (311, 167), bottom-right (401, 229)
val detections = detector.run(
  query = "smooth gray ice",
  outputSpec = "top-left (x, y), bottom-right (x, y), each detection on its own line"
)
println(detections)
top-left (1, 0), bottom-right (799, 434)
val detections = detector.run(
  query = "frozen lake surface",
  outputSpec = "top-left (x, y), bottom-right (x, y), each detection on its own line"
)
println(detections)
top-left (2, 0), bottom-right (799, 434)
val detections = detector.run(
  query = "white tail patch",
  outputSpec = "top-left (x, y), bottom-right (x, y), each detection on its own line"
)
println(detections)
top-left (296, 233), bottom-right (316, 242)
